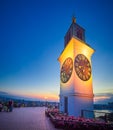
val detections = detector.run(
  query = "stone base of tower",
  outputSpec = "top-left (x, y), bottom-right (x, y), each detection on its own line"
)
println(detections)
top-left (59, 94), bottom-right (94, 118)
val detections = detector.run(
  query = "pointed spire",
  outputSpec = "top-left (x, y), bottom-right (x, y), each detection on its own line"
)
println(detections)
top-left (72, 16), bottom-right (76, 23)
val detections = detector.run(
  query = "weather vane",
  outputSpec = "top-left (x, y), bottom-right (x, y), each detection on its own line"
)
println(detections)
top-left (72, 14), bottom-right (76, 23)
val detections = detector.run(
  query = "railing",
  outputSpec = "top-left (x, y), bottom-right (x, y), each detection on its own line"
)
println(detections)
top-left (81, 109), bottom-right (113, 123)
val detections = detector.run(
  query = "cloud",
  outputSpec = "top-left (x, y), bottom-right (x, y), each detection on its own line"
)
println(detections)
top-left (94, 92), bottom-right (113, 104)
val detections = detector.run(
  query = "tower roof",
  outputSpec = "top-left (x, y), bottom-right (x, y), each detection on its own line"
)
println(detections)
top-left (64, 17), bottom-right (85, 47)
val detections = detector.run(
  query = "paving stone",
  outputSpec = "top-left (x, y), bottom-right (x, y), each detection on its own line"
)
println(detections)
top-left (0, 107), bottom-right (62, 130)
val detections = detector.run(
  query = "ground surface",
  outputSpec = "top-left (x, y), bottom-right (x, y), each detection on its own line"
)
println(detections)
top-left (0, 107), bottom-right (62, 130)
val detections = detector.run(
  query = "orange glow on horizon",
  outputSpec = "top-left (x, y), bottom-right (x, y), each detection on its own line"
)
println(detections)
top-left (94, 96), bottom-right (110, 102)
top-left (11, 90), bottom-right (59, 102)
top-left (23, 93), bottom-right (59, 102)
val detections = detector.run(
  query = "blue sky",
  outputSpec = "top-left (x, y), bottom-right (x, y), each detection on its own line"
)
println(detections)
top-left (0, 0), bottom-right (113, 103)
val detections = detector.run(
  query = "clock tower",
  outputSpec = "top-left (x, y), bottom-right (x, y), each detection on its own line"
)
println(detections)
top-left (58, 17), bottom-right (94, 118)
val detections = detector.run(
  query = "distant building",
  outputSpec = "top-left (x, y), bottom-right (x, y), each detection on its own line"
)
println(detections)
top-left (94, 102), bottom-right (113, 110)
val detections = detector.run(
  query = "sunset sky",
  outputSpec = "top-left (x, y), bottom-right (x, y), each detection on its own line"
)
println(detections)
top-left (0, 0), bottom-right (113, 103)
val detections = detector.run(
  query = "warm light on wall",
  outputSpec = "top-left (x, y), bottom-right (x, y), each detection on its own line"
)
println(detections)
top-left (58, 37), bottom-right (94, 64)
top-left (58, 37), bottom-right (94, 96)
top-left (73, 37), bottom-right (94, 59)
top-left (58, 38), bottom-right (74, 64)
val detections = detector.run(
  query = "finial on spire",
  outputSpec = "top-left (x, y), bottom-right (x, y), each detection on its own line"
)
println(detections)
top-left (72, 16), bottom-right (76, 23)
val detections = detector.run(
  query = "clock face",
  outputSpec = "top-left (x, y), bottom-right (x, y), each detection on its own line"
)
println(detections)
top-left (74, 54), bottom-right (91, 81)
top-left (60, 57), bottom-right (73, 83)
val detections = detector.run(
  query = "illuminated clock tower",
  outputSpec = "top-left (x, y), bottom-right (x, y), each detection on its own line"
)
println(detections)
top-left (58, 17), bottom-right (94, 118)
